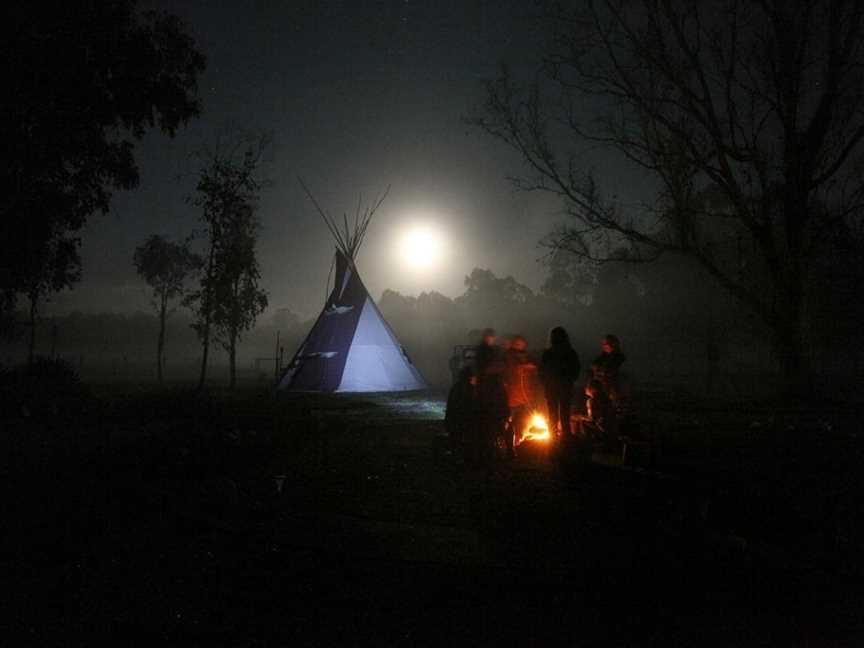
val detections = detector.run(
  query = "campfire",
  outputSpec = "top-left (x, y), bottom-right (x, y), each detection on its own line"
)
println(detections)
top-left (517, 412), bottom-right (551, 445)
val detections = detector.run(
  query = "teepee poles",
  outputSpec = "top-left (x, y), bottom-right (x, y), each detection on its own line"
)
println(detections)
top-left (297, 175), bottom-right (348, 253)
top-left (354, 185), bottom-right (389, 253)
top-left (297, 176), bottom-right (390, 260)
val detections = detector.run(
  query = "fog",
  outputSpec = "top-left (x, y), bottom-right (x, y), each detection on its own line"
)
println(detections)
top-left (8, 3), bottom-right (864, 642)
top-left (6, 0), bottom-right (863, 398)
top-left (9, 246), bottom-right (861, 399)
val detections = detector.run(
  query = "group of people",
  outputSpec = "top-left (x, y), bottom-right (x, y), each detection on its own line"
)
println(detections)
top-left (445, 327), bottom-right (628, 466)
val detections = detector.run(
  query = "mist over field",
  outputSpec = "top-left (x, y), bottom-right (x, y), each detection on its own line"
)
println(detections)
top-left (4, 1), bottom-right (864, 645)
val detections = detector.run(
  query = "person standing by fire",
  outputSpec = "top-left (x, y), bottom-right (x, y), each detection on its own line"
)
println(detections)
top-left (503, 334), bottom-right (538, 455)
top-left (474, 328), bottom-right (502, 376)
top-left (540, 327), bottom-right (581, 442)
top-left (473, 328), bottom-right (509, 465)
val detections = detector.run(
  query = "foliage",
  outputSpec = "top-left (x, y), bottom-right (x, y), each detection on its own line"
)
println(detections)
top-left (21, 228), bottom-right (82, 364)
top-left (378, 269), bottom-right (584, 385)
top-left (0, 0), bottom-right (205, 328)
top-left (213, 268), bottom-right (268, 350)
top-left (6, 258), bottom-right (857, 395)
top-left (0, 356), bottom-right (90, 421)
top-left (209, 207), bottom-right (268, 364)
top-left (470, 0), bottom-right (864, 388)
top-left (22, 230), bottom-right (82, 309)
top-left (186, 135), bottom-right (268, 388)
top-left (540, 251), bottom-right (596, 307)
top-left (458, 268), bottom-right (535, 308)
top-left (134, 235), bottom-right (201, 307)
top-left (133, 234), bottom-right (201, 382)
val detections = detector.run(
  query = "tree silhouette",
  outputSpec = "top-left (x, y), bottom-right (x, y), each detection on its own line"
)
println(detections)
top-left (1, 1), bottom-right (205, 330)
top-left (209, 205), bottom-right (268, 389)
top-left (471, 0), bottom-right (864, 393)
top-left (187, 136), bottom-right (267, 390)
top-left (460, 268), bottom-right (534, 306)
top-left (133, 235), bottom-right (201, 383)
top-left (22, 227), bottom-right (81, 368)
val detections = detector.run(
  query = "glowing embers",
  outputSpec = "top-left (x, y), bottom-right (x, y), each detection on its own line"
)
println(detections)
top-left (517, 412), bottom-right (551, 445)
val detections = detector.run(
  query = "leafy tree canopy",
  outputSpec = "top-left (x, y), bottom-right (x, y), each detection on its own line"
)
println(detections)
top-left (133, 235), bottom-right (201, 306)
top-left (1, 0), bottom-right (206, 321)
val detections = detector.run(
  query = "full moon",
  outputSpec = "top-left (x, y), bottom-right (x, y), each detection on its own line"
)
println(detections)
top-left (398, 225), bottom-right (446, 270)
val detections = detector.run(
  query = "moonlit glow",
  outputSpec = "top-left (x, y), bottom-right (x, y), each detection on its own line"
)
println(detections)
top-left (398, 225), bottom-right (445, 270)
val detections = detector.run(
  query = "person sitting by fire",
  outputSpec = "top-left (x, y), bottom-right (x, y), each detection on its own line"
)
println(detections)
top-left (574, 379), bottom-right (616, 449)
top-left (540, 326), bottom-right (581, 442)
top-left (590, 334), bottom-right (628, 403)
top-left (503, 334), bottom-right (538, 456)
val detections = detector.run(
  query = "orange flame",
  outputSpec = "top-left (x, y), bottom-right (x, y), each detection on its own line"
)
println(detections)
top-left (518, 412), bottom-right (551, 445)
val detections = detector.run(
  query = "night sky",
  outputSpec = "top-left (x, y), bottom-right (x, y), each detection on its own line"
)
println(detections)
top-left (54, 0), bottom-right (574, 319)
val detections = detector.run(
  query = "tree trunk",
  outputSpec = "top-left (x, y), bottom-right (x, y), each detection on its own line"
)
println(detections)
top-left (773, 312), bottom-right (809, 400)
top-left (772, 290), bottom-right (812, 401)
top-left (229, 330), bottom-right (236, 390)
top-left (197, 317), bottom-right (211, 390)
top-left (157, 291), bottom-right (167, 384)
top-left (781, 205), bottom-right (809, 398)
top-left (27, 292), bottom-right (38, 370)
top-left (274, 330), bottom-right (280, 380)
top-left (197, 238), bottom-right (217, 392)
top-left (228, 278), bottom-right (240, 389)
top-left (50, 321), bottom-right (57, 359)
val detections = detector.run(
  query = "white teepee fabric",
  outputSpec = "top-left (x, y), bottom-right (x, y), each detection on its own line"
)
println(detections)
top-left (277, 251), bottom-right (427, 393)
top-left (337, 297), bottom-right (426, 392)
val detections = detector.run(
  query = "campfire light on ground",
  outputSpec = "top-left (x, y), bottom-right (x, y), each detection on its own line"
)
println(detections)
top-left (517, 412), bottom-right (551, 445)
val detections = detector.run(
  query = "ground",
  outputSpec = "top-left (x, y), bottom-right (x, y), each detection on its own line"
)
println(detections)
top-left (2, 381), bottom-right (864, 645)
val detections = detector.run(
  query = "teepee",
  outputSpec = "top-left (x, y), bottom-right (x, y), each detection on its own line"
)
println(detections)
top-left (278, 180), bottom-right (427, 393)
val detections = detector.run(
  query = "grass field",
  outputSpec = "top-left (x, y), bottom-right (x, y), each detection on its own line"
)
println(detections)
top-left (2, 379), bottom-right (863, 645)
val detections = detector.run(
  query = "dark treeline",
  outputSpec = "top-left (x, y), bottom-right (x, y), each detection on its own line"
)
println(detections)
top-left (3, 0), bottom-right (863, 401)
top-left (377, 261), bottom-right (847, 397)
top-left (0, 310), bottom-right (294, 383)
top-left (5, 245), bottom-right (861, 395)
top-left (391, 252), bottom-right (862, 397)
top-left (0, 2), bottom-right (205, 341)
top-left (471, 0), bottom-right (864, 398)
top-left (7, 245), bottom-right (862, 394)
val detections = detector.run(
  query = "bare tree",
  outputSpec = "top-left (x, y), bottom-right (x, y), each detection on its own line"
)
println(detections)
top-left (471, 0), bottom-right (864, 392)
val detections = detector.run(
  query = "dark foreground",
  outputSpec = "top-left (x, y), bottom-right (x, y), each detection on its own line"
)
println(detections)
top-left (3, 381), bottom-right (864, 646)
